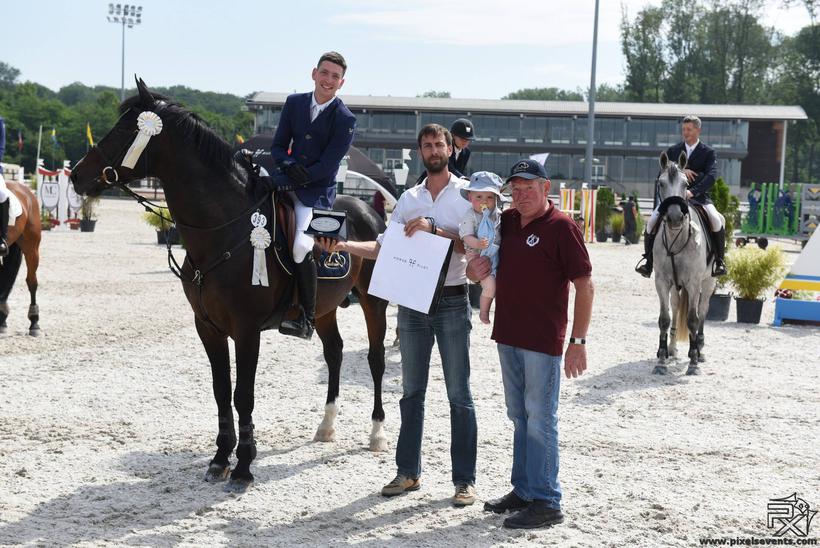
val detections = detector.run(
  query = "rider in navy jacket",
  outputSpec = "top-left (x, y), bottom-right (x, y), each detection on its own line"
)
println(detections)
top-left (637, 115), bottom-right (726, 278)
top-left (269, 52), bottom-right (356, 340)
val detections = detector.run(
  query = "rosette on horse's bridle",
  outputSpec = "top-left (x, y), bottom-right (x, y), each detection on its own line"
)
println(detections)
top-left (122, 111), bottom-right (163, 169)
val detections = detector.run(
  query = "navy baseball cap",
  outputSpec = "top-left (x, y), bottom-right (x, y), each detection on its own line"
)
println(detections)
top-left (505, 159), bottom-right (549, 184)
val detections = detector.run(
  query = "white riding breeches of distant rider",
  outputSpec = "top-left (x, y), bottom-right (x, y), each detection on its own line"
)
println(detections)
top-left (288, 191), bottom-right (315, 263)
top-left (0, 173), bottom-right (9, 203)
top-left (646, 202), bottom-right (723, 233)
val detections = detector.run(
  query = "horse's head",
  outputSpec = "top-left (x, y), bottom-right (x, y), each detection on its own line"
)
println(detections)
top-left (71, 77), bottom-right (169, 196)
top-left (657, 150), bottom-right (689, 228)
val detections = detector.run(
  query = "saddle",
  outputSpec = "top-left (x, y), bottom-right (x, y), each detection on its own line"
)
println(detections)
top-left (237, 150), bottom-right (352, 280)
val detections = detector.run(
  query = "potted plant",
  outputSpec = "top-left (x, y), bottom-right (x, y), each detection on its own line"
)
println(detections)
top-left (80, 196), bottom-right (100, 232)
top-left (595, 187), bottom-right (614, 242)
top-left (725, 246), bottom-right (786, 324)
top-left (610, 212), bottom-right (625, 243)
top-left (66, 218), bottom-right (81, 230)
top-left (706, 273), bottom-right (732, 321)
top-left (40, 210), bottom-right (54, 231)
top-left (142, 205), bottom-right (179, 245)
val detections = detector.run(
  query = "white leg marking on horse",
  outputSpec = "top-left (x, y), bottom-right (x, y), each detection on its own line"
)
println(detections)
top-left (314, 402), bottom-right (338, 442)
top-left (369, 419), bottom-right (388, 452)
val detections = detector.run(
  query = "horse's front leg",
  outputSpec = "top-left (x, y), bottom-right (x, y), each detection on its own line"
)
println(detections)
top-left (654, 279), bottom-right (672, 375)
top-left (25, 247), bottom-right (40, 336)
top-left (195, 318), bottom-right (235, 483)
top-left (227, 328), bottom-right (260, 493)
top-left (686, 295), bottom-right (702, 375)
top-left (359, 292), bottom-right (388, 452)
top-left (315, 310), bottom-right (342, 443)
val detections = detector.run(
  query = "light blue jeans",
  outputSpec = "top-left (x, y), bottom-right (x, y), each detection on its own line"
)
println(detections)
top-left (497, 343), bottom-right (562, 509)
top-left (395, 295), bottom-right (477, 486)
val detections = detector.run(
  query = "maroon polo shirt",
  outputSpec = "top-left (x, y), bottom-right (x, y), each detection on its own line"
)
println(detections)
top-left (491, 201), bottom-right (592, 356)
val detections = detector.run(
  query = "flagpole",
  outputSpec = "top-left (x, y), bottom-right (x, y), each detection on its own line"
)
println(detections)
top-left (35, 124), bottom-right (43, 172)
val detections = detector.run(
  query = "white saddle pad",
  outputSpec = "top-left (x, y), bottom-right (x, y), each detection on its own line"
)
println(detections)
top-left (6, 190), bottom-right (23, 226)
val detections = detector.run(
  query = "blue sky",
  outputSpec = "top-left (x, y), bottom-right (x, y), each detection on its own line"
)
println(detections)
top-left (2, 0), bottom-right (811, 100)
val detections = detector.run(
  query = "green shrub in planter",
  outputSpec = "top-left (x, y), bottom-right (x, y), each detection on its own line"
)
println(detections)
top-left (610, 212), bottom-right (624, 235)
top-left (595, 187), bottom-right (615, 233)
top-left (725, 246), bottom-right (786, 301)
top-left (709, 177), bottom-right (739, 242)
top-left (81, 196), bottom-right (100, 221)
top-left (142, 206), bottom-right (175, 232)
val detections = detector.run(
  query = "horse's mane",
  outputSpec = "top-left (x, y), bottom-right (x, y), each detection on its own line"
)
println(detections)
top-left (119, 94), bottom-right (235, 176)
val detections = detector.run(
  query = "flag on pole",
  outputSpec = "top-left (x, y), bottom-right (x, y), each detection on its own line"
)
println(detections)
top-left (236, 134), bottom-right (245, 144)
top-left (17, 130), bottom-right (23, 152)
top-left (51, 127), bottom-right (58, 147)
top-left (86, 123), bottom-right (94, 147)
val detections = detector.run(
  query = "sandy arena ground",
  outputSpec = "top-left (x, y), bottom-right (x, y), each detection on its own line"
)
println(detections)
top-left (0, 198), bottom-right (817, 547)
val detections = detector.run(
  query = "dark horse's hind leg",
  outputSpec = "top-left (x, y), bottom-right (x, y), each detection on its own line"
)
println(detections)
top-left (226, 328), bottom-right (260, 493)
top-left (196, 318), bottom-right (236, 483)
top-left (25, 248), bottom-right (41, 336)
top-left (314, 309), bottom-right (343, 443)
top-left (359, 292), bottom-right (388, 451)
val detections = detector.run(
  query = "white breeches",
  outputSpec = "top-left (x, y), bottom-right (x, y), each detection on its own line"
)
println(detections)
top-left (646, 202), bottom-right (723, 233)
top-left (288, 191), bottom-right (315, 263)
top-left (0, 174), bottom-right (9, 203)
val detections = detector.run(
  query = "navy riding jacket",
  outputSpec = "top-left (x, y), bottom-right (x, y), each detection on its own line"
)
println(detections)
top-left (270, 92), bottom-right (356, 209)
top-left (658, 141), bottom-right (717, 207)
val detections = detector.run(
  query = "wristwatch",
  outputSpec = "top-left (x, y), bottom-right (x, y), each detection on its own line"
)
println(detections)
top-left (568, 337), bottom-right (586, 345)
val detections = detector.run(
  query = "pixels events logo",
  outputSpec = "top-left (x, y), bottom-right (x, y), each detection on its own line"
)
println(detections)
top-left (767, 493), bottom-right (817, 537)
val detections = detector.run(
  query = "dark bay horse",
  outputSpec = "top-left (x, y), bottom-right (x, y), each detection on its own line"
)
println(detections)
top-left (652, 151), bottom-right (717, 376)
top-left (70, 79), bottom-right (388, 492)
top-left (0, 181), bottom-right (42, 336)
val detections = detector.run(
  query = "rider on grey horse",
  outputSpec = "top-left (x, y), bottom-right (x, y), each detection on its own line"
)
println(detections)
top-left (636, 115), bottom-right (727, 278)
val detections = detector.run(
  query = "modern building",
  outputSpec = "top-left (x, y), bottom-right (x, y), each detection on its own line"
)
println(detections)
top-left (247, 93), bottom-right (807, 197)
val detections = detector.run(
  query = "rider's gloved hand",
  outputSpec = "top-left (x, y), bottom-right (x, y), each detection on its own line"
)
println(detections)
top-left (284, 163), bottom-right (311, 186)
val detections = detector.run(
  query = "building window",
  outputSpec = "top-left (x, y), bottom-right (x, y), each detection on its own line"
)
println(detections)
top-left (548, 118), bottom-right (572, 144)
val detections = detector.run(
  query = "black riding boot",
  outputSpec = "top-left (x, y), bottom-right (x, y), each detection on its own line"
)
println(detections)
top-left (0, 200), bottom-right (10, 258)
top-left (280, 253), bottom-right (316, 340)
top-left (635, 231), bottom-right (656, 278)
top-left (712, 228), bottom-right (727, 277)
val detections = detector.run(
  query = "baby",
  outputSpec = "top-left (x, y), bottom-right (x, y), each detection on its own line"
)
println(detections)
top-left (459, 171), bottom-right (504, 324)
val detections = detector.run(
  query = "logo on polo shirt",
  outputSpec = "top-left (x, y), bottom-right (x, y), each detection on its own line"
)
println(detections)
top-left (526, 234), bottom-right (539, 247)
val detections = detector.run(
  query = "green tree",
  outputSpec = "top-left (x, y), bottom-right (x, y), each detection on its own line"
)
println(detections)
top-left (620, 5), bottom-right (666, 102)
top-left (502, 87), bottom-right (583, 101)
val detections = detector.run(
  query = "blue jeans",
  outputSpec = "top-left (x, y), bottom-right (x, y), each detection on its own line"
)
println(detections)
top-left (497, 343), bottom-right (562, 508)
top-left (395, 295), bottom-right (477, 486)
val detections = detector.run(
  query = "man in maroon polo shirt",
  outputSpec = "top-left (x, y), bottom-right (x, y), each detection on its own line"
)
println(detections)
top-left (467, 159), bottom-right (594, 530)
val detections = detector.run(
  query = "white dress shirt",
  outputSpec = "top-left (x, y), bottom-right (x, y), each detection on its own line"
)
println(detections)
top-left (685, 140), bottom-right (700, 160)
top-left (310, 94), bottom-right (336, 123)
top-left (378, 174), bottom-right (472, 287)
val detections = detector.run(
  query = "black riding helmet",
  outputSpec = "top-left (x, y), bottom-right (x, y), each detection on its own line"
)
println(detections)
top-left (450, 118), bottom-right (475, 141)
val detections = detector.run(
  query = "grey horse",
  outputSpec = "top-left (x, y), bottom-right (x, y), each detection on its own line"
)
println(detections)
top-left (652, 151), bottom-right (718, 375)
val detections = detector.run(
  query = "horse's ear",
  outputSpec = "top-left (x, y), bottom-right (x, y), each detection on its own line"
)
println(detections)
top-left (677, 150), bottom-right (687, 169)
top-left (659, 151), bottom-right (669, 170)
top-left (135, 76), bottom-right (154, 106)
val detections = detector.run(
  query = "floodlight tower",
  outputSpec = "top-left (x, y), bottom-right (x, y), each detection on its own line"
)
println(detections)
top-left (106, 3), bottom-right (143, 102)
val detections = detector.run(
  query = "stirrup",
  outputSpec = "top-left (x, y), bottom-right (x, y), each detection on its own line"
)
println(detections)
top-left (0, 240), bottom-right (8, 258)
top-left (279, 309), bottom-right (314, 340)
top-left (712, 260), bottom-right (727, 277)
top-left (635, 257), bottom-right (653, 278)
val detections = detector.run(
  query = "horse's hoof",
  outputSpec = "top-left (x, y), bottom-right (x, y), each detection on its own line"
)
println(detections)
top-left (369, 436), bottom-right (389, 452)
top-left (653, 365), bottom-right (668, 375)
top-left (314, 428), bottom-right (336, 443)
top-left (0, 325), bottom-right (6, 335)
top-left (686, 365), bottom-right (701, 376)
top-left (204, 464), bottom-right (231, 483)
top-left (28, 328), bottom-right (41, 337)
top-left (223, 477), bottom-right (253, 494)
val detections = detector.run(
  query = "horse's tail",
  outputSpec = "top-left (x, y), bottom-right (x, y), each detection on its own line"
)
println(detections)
top-left (0, 243), bottom-right (23, 301)
top-left (676, 287), bottom-right (690, 343)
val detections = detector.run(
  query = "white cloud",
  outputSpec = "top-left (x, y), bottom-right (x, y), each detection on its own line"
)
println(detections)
top-left (329, 0), bottom-right (811, 47)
